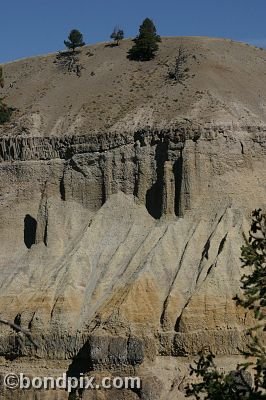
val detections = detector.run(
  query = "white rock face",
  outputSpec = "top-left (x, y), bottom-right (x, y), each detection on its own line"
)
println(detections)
top-left (0, 126), bottom-right (265, 399)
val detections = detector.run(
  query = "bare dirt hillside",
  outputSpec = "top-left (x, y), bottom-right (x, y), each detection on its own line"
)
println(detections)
top-left (1, 37), bottom-right (266, 137)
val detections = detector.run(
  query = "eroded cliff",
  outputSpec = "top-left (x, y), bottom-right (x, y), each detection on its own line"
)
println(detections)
top-left (0, 37), bottom-right (266, 399)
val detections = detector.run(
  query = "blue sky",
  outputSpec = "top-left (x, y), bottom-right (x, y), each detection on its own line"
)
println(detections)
top-left (0, 0), bottom-right (265, 63)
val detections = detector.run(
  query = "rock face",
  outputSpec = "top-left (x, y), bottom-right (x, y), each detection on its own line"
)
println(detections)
top-left (0, 38), bottom-right (266, 399)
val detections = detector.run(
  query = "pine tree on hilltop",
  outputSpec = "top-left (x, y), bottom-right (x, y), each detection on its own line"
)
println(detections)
top-left (128, 18), bottom-right (161, 61)
top-left (64, 29), bottom-right (85, 52)
top-left (110, 27), bottom-right (124, 46)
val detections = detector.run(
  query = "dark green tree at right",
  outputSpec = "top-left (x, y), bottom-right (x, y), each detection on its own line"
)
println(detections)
top-left (128, 18), bottom-right (161, 61)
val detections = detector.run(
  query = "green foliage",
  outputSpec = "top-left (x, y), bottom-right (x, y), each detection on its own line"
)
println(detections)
top-left (110, 27), bottom-right (124, 46)
top-left (128, 18), bottom-right (161, 61)
top-left (186, 350), bottom-right (254, 399)
top-left (0, 66), bottom-right (14, 124)
top-left (0, 66), bottom-right (4, 88)
top-left (64, 29), bottom-right (85, 52)
top-left (168, 46), bottom-right (190, 83)
top-left (186, 210), bottom-right (266, 399)
top-left (236, 209), bottom-right (266, 320)
top-left (0, 99), bottom-right (13, 124)
top-left (235, 209), bottom-right (266, 394)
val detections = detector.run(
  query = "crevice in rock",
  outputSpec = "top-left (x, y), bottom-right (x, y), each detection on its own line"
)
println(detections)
top-left (174, 314), bottom-right (182, 332)
top-left (24, 214), bottom-right (37, 249)
top-left (66, 340), bottom-right (93, 399)
top-left (99, 155), bottom-right (107, 205)
top-left (205, 260), bottom-right (217, 279)
top-left (101, 172), bottom-right (106, 206)
top-left (202, 238), bottom-right (211, 260)
top-left (28, 312), bottom-right (35, 330)
top-left (44, 219), bottom-right (48, 247)
top-left (174, 151), bottom-right (183, 217)
top-left (203, 234), bottom-right (227, 280)
top-left (218, 234), bottom-right (227, 256)
top-left (174, 298), bottom-right (191, 332)
top-left (14, 314), bottom-right (21, 332)
top-left (160, 224), bottom-right (198, 330)
top-left (59, 176), bottom-right (66, 201)
top-left (196, 208), bottom-right (228, 284)
top-left (146, 141), bottom-right (168, 219)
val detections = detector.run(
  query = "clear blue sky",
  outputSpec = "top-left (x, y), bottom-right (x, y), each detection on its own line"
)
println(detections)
top-left (1, 0), bottom-right (265, 63)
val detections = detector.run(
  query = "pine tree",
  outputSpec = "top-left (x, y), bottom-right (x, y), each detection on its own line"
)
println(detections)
top-left (0, 67), bottom-right (14, 124)
top-left (0, 66), bottom-right (4, 88)
top-left (0, 101), bottom-right (13, 124)
top-left (64, 29), bottom-right (85, 52)
top-left (110, 27), bottom-right (124, 46)
top-left (186, 210), bottom-right (266, 399)
top-left (128, 18), bottom-right (161, 61)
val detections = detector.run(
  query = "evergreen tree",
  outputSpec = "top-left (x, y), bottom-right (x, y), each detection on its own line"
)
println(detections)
top-left (110, 27), bottom-right (124, 46)
top-left (64, 29), bottom-right (85, 52)
top-left (128, 18), bottom-right (161, 61)
top-left (0, 67), bottom-right (14, 124)
top-left (0, 100), bottom-right (14, 124)
top-left (186, 209), bottom-right (266, 399)
top-left (0, 66), bottom-right (4, 88)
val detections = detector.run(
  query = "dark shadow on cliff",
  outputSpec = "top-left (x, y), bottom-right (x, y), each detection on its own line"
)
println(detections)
top-left (146, 141), bottom-right (168, 219)
top-left (174, 153), bottom-right (183, 217)
top-left (60, 176), bottom-right (66, 201)
top-left (24, 214), bottom-right (37, 249)
top-left (66, 340), bottom-right (93, 399)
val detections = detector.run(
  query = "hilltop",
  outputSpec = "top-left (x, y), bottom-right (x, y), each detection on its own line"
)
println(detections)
top-left (1, 36), bottom-right (266, 137)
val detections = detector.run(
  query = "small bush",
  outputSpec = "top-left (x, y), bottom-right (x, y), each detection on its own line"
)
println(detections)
top-left (168, 46), bottom-right (189, 83)
top-left (0, 100), bottom-right (13, 124)
top-left (110, 27), bottom-right (124, 46)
